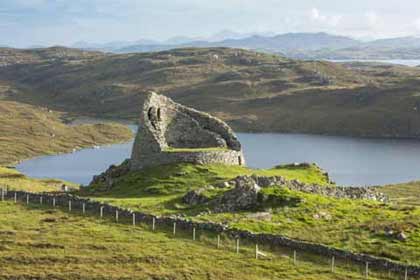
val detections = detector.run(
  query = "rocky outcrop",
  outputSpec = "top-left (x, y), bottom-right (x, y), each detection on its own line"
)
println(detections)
top-left (212, 176), bottom-right (261, 212)
top-left (182, 174), bottom-right (388, 213)
top-left (222, 175), bottom-right (388, 202)
top-left (130, 91), bottom-right (245, 170)
top-left (182, 187), bottom-right (211, 206)
top-left (90, 159), bottom-right (130, 188)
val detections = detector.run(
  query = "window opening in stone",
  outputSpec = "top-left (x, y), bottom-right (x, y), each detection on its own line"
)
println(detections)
top-left (238, 156), bottom-right (243, 166)
top-left (157, 108), bottom-right (162, 121)
top-left (148, 107), bottom-right (154, 121)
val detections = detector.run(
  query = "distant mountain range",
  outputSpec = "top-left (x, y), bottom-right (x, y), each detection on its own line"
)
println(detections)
top-left (71, 32), bottom-right (420, 60)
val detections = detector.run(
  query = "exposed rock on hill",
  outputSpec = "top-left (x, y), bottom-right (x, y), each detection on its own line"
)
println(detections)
top-left (183, 174), bottom-right (388, 213)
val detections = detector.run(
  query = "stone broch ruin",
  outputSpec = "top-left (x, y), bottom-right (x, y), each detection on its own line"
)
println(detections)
top-left (130, 91), bottom-right (245, 170)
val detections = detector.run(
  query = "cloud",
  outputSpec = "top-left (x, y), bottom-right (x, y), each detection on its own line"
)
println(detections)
top-left (309, 8), bottom-right (342, 27)
top-left (365, 12), bottom-right (380, 27)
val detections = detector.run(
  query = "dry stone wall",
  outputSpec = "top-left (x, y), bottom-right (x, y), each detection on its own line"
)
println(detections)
top-left (130, 92), bottom-right (245, 170)
top-left (1, 188), bottom-right (418, 277)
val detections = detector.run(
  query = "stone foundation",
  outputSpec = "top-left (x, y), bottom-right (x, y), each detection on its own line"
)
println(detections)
top-left (130, 150), bottom-right (245, 170)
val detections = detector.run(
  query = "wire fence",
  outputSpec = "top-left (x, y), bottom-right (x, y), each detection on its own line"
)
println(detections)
top-left (1, 187), bottom-right (418, 280)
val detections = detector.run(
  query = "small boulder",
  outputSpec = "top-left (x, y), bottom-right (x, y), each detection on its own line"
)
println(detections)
top-left (182, 188), bottom-right (210, 206)
top-left (397, 231), bottom-right (408, 241)
top-left (213, 176), bottom-right (261, 212)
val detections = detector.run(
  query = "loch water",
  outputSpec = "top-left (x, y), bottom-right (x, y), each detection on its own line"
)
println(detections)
top-left (16, 132), bottom-right (420, 187)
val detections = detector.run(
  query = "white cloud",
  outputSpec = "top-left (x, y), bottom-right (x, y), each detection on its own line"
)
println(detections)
top-left (309, 8), bottom-right (342, 27)
top-left (365, 12), bottom-right (380, 27)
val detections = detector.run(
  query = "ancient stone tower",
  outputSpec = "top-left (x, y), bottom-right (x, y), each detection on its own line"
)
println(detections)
top-left (130, 92), bottom-right (245, 170)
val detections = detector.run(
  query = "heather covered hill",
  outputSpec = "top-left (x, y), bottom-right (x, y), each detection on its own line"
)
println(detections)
top-left (2, 47), bottom-right (420, 138)
top-left (0, 46), bottom-right (105, 67)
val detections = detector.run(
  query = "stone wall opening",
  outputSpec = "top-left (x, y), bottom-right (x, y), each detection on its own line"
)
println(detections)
top-left (157, 108), bottom-right (162, 121)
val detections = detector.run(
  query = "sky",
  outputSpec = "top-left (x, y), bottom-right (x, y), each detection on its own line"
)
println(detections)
top-left (2, 0), bottom-right (420, 47)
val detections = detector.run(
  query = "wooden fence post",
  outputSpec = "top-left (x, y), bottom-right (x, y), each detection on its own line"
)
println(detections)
top-left (405, 267), bottom-right (408, 280)
top-left (293, 250), bottom-right (297, 265)
top-left (26, 194), bottom-right (29, 205)
top-left (173, 222), bottom-right (176, 236)
top-left (132, 213), bottom-right (136, 226)
top-left (14, 192), bottom-right (17, 203)
top-left (40, 196), bottom-right (43, 205)
top-left (217, 234), bottom-right (220, 249)
top-left (236, 238), bottom-right (240, 254)
top-left (331, 256), bottom-right (335, 273)
top-left (53, 197), bottom-right (56, 207)
top-left (152, 217), bottom-right (156, 231)
top-left (192, 227), bottom-right (196, 241)
top-left (82, 203), bottom-right (86, 214)
top-left (255, 244), bottom-right (259, 259)
top-left (365, 262), bottom-right (369, 279)
top-left (68, 200), bottom-right (72, 212)
top-left (115, 210), bottom-right (119, 222)
top-left (100, 206), bottom-right (104, 218)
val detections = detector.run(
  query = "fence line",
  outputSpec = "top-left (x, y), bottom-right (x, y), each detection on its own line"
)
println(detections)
top-left (1, 188), bottom-right (419, 278)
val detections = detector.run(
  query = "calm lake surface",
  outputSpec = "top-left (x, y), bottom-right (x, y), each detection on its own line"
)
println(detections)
top-left (16, 133), bottom-right (420, 187)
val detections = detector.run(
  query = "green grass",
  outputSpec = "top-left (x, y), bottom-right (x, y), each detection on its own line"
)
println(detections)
top-left (82, 163), bottom-right (330, 213)
top-left (381, 181), bottom-right (420, 207)
top-left (197, 189), bottom-right (420, 265)
top-left (0, 167), bottom-right (77, 193)
top-left (0, 200), bottom-right (394, 279)
top-left (83, 163), bottom-right (420, 266)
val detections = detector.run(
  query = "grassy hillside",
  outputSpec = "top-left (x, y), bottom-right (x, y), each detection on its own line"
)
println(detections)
top-left (6, 47), bottom-right (420, 138)
top-left (84, 163), bottom-right (420, 266)
top-left (0, 100), bottom-right (133, 165)
top-left (381, 181), bottom-right (420, 207)
top-left (1, 201), bottom-right (388, 280)
top-left (0, 46), bottom-right (104, 67)
top-left (0, 167), bottom-right (77, 192)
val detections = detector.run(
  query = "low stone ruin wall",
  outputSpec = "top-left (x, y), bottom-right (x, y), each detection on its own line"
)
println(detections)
top-left (130, 150), bottom-right (245, 170)
top-left (1, 189), bottom-right (417, 276)
top-left (228, 175), bottom-right (389, 202)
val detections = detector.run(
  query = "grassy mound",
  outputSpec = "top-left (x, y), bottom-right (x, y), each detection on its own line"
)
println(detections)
top-left (83, 163), bottom-right (330, 212)
top-left (84, 163), bottom-right (420, 265)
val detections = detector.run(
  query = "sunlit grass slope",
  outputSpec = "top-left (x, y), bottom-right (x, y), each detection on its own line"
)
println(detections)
top-left (0, 101), bottom-right (133, 165)
top-left (84, 163), bottom-right (420, 265)
top-left (0, 167), bottom-right (77, 192)
top-left (0, 201), bottom-right (383, 280)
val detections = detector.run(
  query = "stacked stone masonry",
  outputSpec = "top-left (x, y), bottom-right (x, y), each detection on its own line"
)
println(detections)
top-left (130, 92), bottom-right (245, 170)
